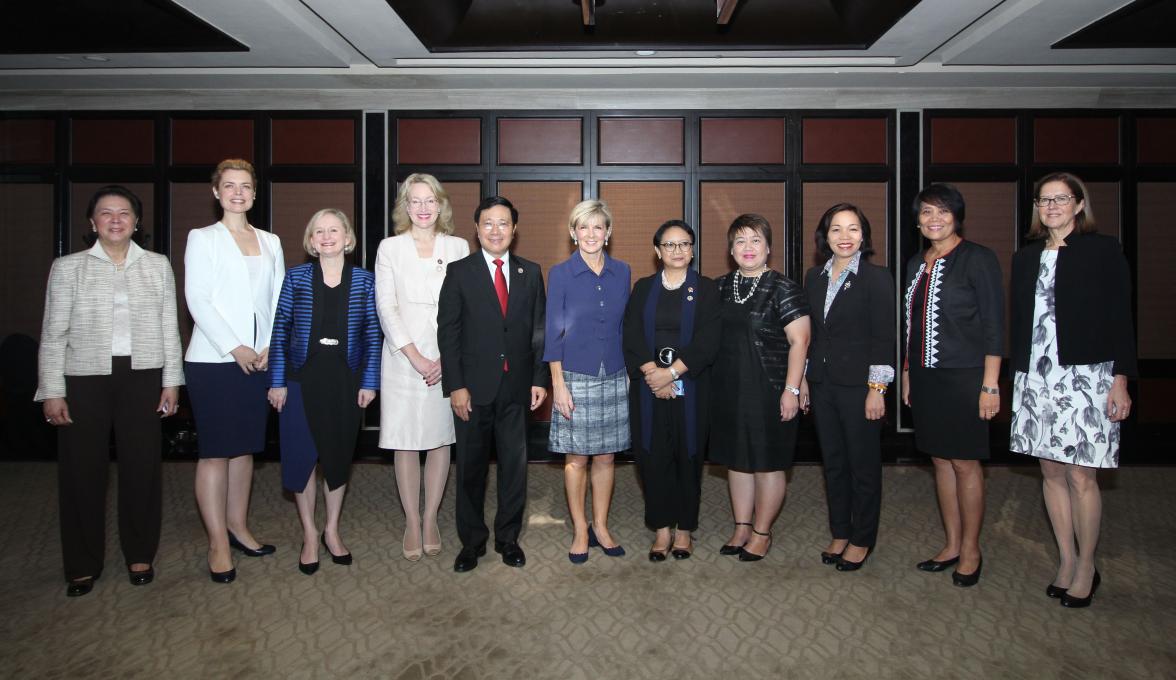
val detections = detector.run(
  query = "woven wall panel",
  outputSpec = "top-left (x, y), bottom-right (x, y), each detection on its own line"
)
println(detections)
top-left (598, 181), bottom-right (684, 280)
top-left (1138, 183), bottom-right (1176, 359)
top-left (700, 118), bottom-right (786, 165)
top-left (1, 183), bottom-right (54, 340)
top-left (170, 182), bottom-right (223, 346)
top-left (955, 182), bottom-right (1016, 351)
top-left (699, 182), bottom-right (786, 279)
top-left (801, 183), bottom-right (888, 273)
top-left (930, 117), bottom-right (1016, 165)
top-left (498, 118), bottom-right (582, 165)
top-left (1137, 117), bottom-right (1176, 164)
top-left (1084, 182), bottom-right (1120, 241)
top-left (435, 181), bottom-right (484, 251)
top-left (172, 119), bottom-right (254, 165)
top-left (272, 118), bottom-right (356, 165)
top-left (72, 119), bottom-right (154, 165)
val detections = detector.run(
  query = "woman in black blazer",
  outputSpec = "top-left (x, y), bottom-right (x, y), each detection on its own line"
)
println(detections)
top-left (801, 203), bottom-right (895, 572)
top-left (1009, 172), bottom-right (1135, 608)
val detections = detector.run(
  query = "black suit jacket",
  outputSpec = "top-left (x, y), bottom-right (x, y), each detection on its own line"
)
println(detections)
top-left (438, 251), bottom-right (550, 406)
top-left (804, 260), bottom-right (896, 386)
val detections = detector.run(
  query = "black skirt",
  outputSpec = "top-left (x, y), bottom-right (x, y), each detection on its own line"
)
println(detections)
top-left (908, 366), bottom-right (990, 460)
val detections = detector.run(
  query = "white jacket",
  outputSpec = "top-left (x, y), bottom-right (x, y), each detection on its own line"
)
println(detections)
top-left (183, 222), bottom-right (284, 363)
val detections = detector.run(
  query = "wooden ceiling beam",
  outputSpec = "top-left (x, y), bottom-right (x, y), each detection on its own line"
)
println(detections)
top-left (581, 0), bottom-right (595, 27)
top-left (716, 0), bottom-right (739, 25)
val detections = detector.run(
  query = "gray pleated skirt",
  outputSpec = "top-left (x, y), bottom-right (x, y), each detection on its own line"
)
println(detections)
top-left (548, 366), bottom-right (631, 455)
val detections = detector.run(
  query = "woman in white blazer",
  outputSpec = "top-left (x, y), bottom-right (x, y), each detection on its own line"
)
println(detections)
top-left (37, 185), bottom-right (184, 597)
top-left (184, 159), bottom-right (285, 583)
top-left (375, 173), bottom-right (469, 560)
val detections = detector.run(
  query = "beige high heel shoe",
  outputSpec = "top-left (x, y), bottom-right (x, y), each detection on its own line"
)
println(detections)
top-left (423, 518), bottom-right (442, 556)
top-left (403, 525), bottom-right (422, 562)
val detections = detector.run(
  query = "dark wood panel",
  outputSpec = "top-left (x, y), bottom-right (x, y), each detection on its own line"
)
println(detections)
top-left (599, 118), bottom-right (684, 165)
top-left (0, 119), bottom-right (55, 164)
top-left (498, 118), bottom-right (582, 165)
top-left (72, 119), bottom-right (154, 165)
top-left (1033, 117), bottom-right (1119, 164)
top-left (700, 118), bottom-right (786, 165)
top-left (271, 118), bottom-right (356, 165)
top-left (397, 118), bottom-right (480, 165)
top-left (172, 119), bottom-right (254, 165)
top-left (930, 117), bottom-right (1016, 165)
top-left (1137, 182), bottom-right (1176, 359)
top-left (0, 183), bottom-right (54, 339)
top-left (803, 118), bottom-right (887, 165)
top-left (1137, 116), bottom-right (1176, 164)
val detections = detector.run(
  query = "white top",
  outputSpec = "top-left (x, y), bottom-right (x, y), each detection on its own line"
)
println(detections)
top-left (184, 222), bottom-right (285, 362)
top-left (243, 254), bottom-right (272, 347)
top-left (111, 267), bottom-right (132, 356)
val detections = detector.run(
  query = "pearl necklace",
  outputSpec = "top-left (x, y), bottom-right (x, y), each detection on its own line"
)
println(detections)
top-left (661, 270), bottom-right (686, 290)
top-left (732, 267), bottom-right (767, 304)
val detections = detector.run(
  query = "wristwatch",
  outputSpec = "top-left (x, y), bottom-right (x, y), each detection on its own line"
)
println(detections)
top-left (784, 384), bottom-right (801, 396)
top-left (980, 385), bottom-right (1000, 395)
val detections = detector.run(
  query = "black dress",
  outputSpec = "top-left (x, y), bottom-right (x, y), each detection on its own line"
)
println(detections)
top-left (281, 264), bottom-right (362, 491)
top-left (710, 272), bottom-right (809, 472)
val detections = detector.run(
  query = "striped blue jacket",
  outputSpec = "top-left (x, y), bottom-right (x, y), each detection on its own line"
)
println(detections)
top-left (270, 262), bottom-right (381, 391)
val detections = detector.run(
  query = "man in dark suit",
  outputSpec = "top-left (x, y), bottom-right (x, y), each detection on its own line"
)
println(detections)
top-left (438, 196), bottom-right (549, 572)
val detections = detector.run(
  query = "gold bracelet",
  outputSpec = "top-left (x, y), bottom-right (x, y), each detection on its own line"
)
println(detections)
top-left (867, 382), bottom-right (888, 394)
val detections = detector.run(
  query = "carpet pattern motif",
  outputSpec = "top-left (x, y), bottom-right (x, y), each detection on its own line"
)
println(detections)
top-left (0, 462), bottom-right (1172, 679)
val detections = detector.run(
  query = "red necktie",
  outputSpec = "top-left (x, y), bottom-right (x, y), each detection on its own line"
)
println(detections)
top-left (494, 259), bottom-right (509, 370)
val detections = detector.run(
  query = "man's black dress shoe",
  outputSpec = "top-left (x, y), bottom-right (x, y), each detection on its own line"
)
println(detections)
top-left (66, 576), bottom-right (96, 597)
top-left (128, 566), bottom-right (154, 586)
top-left (1046, 583), bottom-right (1067, 599)
top-left (209, 567), bottom-right (237, 584)
top-left (916, 555), bottom-right (960, 572)
top-left (495, 541), bottom-right (526, 568)
top-left (454, 544), bottom-right (486, 573)
top-left (1061, 571), bottom-right (1100, 608)
top-left (951, 557), bottom-right (983, 587)
top-left (321, 533), bottom-right (353, 565)
top-left (228, 532), bottom-right (276, 557)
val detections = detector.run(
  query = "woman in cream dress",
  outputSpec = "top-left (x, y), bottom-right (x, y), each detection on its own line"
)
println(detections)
top-left (375, 173), bottom-right (469, 560)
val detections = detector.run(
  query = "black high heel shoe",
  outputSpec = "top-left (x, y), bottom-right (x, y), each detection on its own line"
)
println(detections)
top-left (1046, 583), bottom-right (1067, 599)
top-left (228, 532), bottom-right (276, 557)
top-left (1060, 571), bottom-right (1100, 608)
top-left (127, 565), bottom-right (154, 586)
top-left (738, 529), bottom-right (772, 562)
top-left (588, 526), bottom-right (625, 557)
top-left (821, 548), bottom-right (845, 565)
top-left (321, 533), bottom-right (353, 566)
top-left (66, 575), bottom-right (97, 597)
top-left (209, 567), bottom-right (236, 584)
top-left (951, 556), bottom-right (983, 587)
top-left (835, 548), bottom-right (872, 572)
top-left (720, 522), bottom-right (753, 556)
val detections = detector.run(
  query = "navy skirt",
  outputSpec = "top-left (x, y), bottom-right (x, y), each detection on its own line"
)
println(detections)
top-left (185, 361), bottom-right (270, 459)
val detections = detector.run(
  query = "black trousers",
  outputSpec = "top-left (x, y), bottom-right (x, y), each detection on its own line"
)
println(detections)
top-left (59, 357), bottom-right (162, 580)
top-left (453, 377), bottom-right (528, 549)
top-left (636, 398), bottom-right (703, 531)
top-left (810, 381), bottom-right (883, 548)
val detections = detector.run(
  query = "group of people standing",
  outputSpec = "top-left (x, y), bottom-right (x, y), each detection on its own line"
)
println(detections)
top-left (36, 162), bottom-right (1133, 610)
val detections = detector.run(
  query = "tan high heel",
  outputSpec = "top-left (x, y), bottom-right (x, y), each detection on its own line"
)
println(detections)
top-left (403, 525), bottom-right (422, 562)
top-left (423, 519), bottom-right (442, 556)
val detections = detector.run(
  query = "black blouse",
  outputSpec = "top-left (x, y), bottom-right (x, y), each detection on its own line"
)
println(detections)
top-left (903, 239), bottom-right (1004, 369)
top-left (715, 270), bottom-right (810, 391)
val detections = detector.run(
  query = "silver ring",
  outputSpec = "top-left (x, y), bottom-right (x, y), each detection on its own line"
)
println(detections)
top-left (46, 417), bottom-right (53, 423)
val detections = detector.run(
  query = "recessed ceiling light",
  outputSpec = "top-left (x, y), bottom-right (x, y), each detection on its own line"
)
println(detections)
top-left (83, 55), bottom-right (110, 62)
top-left (635, 50), bottom-right (656, 56)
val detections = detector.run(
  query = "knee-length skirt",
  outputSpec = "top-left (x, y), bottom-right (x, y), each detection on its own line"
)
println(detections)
top-left (185, 361), bottom-right (270, 459)
top-left (548, 366), bottom-right (630, 455)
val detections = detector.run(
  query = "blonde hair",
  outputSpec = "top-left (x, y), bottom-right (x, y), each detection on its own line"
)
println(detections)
top-left (392, 173), bottom-right (455, 235)
top-left (303, 208), bottom-right (356, 257)
top-left (211, 158), bottom-right (257, 187)
top-left (567, 199), bottom-right (613, 233)
top-left (1028, 171), bottom-right (1097, 240)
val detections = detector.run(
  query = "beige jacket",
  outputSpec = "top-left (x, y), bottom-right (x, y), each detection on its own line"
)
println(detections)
top-left (35, 240), bottom-right (185, 401)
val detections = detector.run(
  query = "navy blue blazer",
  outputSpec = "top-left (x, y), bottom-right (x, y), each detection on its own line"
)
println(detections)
top-left (270, 262), bottom-right (382, 391)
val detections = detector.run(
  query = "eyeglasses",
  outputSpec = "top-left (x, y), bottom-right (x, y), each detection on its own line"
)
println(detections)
top-left (409, 198), bottom-right (438, 209)
top-left (659, 241), bottom-right (693, 253)
top-left (1034, 194), bottom-right (1074, 207)
top-left (480, 220), bottom-right (512, 232)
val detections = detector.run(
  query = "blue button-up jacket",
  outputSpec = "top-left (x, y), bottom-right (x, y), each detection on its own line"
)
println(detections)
top-left (542, 251), bottom-right (631, 376)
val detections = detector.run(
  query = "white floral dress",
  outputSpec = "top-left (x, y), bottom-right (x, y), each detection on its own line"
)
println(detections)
top-left (1010, 250), bottom-right (1119, 468)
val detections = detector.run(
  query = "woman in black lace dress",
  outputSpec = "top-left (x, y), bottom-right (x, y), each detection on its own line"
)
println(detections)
top-left (710, 214), bottom-right (811, 562)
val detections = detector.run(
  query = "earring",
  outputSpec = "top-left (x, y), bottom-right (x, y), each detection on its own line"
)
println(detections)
top-left (605, 238), bottom-right (609, 246)
top-left (573, 238), bottom-right (578, 245)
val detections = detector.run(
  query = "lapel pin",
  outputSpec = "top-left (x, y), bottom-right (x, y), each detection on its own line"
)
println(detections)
top-left (844, 281), bottom-right (852, 289)
top-left (517, 267), bottom-right (523, 274)
top-left (687, 286), bottom-right (694, 293)
top-left (687, 295), bottom-right (694, 301)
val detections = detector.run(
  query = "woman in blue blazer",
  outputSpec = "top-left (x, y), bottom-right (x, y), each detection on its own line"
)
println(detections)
top-left (268, 209), bottom-right (381, 575)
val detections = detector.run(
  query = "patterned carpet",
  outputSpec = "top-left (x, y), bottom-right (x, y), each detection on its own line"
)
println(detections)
top-left (0, 461), bottom-right (1172, 679)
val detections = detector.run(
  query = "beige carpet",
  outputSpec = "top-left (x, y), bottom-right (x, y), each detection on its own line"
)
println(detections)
top-left (0, 461), bottom-right (1172, 679)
